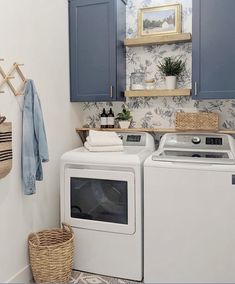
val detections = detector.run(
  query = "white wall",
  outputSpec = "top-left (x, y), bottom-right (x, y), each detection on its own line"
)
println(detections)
top-left (0, 1), bottom-right (82, 282)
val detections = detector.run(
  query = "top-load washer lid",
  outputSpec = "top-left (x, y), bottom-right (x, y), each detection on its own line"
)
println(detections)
top-left (153, 149), bottom-right (235, 164)
top-left (152, 133), bottom-right (235, 165)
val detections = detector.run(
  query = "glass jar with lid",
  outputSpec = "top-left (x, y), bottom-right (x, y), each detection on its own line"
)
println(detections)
top-left (130, 71), bottom-right (145, 90)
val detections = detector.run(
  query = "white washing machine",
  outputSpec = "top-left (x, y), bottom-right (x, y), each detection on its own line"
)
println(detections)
top-left (144, 133), bottom-right (235, 283)
top-left (60, 132), bottom-right (155, 281)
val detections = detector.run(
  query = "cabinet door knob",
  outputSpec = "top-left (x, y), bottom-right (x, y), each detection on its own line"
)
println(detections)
top-left (110, 85), bottom-right (113, 98)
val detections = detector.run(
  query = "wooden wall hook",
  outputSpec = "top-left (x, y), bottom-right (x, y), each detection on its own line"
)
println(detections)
top-left (0, 60), bottom-right (27, 96)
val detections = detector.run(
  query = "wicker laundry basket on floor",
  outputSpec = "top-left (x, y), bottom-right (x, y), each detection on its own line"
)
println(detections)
top-left (28, 223), bottom-right (74, 283)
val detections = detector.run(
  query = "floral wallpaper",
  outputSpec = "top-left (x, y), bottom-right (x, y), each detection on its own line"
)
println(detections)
top-left (82, 0), bottom-right (235, 130)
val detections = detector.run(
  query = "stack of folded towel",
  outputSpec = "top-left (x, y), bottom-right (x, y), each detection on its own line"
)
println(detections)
top-left (84, 130), bottom-right (123, 152)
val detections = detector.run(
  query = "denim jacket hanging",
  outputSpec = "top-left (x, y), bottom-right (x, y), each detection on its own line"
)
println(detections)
top-left (22, 80), bottom-right (49, 195)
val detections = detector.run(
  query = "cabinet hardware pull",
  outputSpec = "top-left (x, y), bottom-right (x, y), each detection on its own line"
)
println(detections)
top-left (110, 85), bottom-right (113, 98)
top-left (195, 82), bottom-right (198, 96)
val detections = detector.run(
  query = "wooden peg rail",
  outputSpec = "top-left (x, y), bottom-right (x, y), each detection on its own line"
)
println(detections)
top-left (0, 59), bottom-right (27, 96)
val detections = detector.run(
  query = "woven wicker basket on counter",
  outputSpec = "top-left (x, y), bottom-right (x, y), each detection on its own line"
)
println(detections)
top-left (28, 223), bottom-right (74, 283)
top-left (175, 112), bottom-right (219, 131)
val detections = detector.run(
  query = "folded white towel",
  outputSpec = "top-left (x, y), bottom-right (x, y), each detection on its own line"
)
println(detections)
top-left (87, 130), bottom-right (123, 146)
top-left (86, 136), bottom-right (123, 146)
top-left (84, 142), bottom-right (124, 152)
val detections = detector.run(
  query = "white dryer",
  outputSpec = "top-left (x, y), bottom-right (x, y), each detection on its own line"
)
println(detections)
top-left (60, 132), bottom-right (155, 281)
top-left (144, 133), bottom-right (235, 283)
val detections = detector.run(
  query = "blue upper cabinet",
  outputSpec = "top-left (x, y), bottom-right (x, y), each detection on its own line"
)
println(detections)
top-left (192, 0), bottom-right (235, 99)
top-left (69, 0), bottom-right (126, 102)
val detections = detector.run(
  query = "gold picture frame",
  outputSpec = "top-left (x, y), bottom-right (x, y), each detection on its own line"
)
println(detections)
top-left (138, 4), bottom-right (181, 37)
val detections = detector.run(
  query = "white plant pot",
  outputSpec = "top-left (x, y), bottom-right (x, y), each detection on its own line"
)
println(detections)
top-left (165, 76), bottom-right (177, 90)
top-left (119, 121), bottom-right (130, 129)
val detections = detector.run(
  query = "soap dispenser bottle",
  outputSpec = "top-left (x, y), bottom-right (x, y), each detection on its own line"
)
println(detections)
top-left (107, 108), bottom-right (115, 128)
top-left (100, 108), bottom-right (107, 128)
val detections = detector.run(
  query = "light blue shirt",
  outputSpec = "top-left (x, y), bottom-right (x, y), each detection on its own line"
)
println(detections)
top-left (22, 80), bottom-right (49, 195)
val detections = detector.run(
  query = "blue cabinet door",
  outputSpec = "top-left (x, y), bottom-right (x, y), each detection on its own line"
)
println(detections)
top-left (192, 0), bottom-right (235, 99)
top-left (69, 0), bottom-right (126, 102)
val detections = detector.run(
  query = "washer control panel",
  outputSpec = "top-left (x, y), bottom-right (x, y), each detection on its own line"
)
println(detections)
top-left (206, 137), bottom-right (223, 145)
top-left (162, 133), bottom-right (230, 150)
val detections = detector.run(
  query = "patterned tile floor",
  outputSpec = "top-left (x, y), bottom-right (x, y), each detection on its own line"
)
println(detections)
top-left (69, 271), bottom-right (142, 284)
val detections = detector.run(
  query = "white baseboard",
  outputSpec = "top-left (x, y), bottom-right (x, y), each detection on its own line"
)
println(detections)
top-left (6, 265), bottom-right (32, 283)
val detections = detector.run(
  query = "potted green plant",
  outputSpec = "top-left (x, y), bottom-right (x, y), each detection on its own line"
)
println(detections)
top-left (116, 108), bottom-right (132, 129)
top-left (158, 56), bottom-right (186, 90)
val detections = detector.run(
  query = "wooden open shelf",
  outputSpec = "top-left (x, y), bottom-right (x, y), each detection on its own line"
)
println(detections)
top-left (76, 127), bottom-right (235, 134)
top-left (76, 127), bottom-right (176, 133)
top-left (76, 127), bottom-right (235, 142)
top-left (124, 33), bottom-right (192, 47)
top-left (125, 88), bottom-right (191, 97)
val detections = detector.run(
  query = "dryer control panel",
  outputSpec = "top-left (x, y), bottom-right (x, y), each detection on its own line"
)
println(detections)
top-left (118, 133), bottom-right (146, 146)
top-left (127, 135), bottom-right (141, 142)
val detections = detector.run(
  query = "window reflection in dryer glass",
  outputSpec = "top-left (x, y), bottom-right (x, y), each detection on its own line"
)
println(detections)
top-left (70, 178), bottom-right (128, 224)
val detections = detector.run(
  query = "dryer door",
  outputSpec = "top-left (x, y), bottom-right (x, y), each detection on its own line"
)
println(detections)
top-left (64, 168), bottom-right (135, 235)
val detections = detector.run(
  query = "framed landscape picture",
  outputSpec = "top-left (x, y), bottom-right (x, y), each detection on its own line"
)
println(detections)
top-left (138, 4), bottom-right (181, 36)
